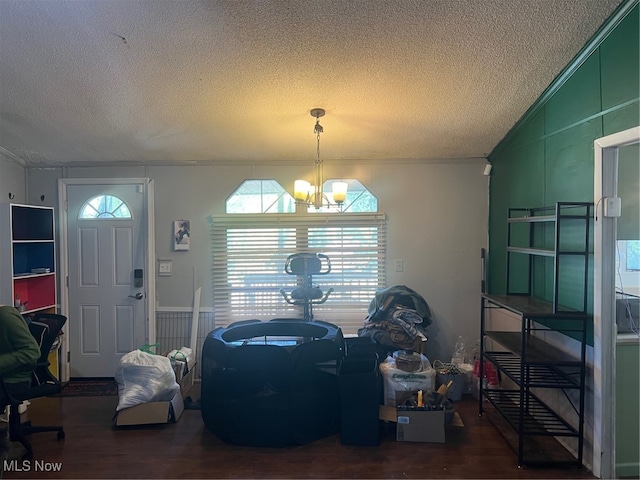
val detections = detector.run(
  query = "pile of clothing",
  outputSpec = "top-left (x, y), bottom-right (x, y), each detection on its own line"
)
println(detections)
top-left (358, 285), bottom-right (432, 351)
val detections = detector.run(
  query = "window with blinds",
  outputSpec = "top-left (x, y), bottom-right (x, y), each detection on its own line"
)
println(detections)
top-left (210, 213), bottom-right (387, 335)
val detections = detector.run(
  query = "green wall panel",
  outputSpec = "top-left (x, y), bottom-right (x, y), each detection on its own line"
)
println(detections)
top-left (504, 109), bottom-right (545, 153)
top-left (544, 51), bottom-right (601, 134)
top-left (488, 140), bottom-right (545, 294)
top-left (544, 120), bottom-right (603, 204)
top-left (489, 140), bottom-right (545, 209)
top-left (488, 162), bottom-right (510, 294)
top-left (601, 4), bottom-right (640, 109)
top-left (512, 141), bottom-right (546, 206)
top-left (487, 2), bottom-right (639, 346)
top-left (603, 101), bottom-right (640, 135)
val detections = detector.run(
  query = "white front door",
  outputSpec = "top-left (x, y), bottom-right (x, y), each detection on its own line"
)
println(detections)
top-left (66, 183), bottom-right (148, 378)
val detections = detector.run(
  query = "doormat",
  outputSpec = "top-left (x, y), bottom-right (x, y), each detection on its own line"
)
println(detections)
top-left (56, 379), bottom-right (119, 397)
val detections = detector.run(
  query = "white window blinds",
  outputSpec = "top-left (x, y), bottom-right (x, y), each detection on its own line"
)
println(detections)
top-left (210, 213), bottom-right (387, 335)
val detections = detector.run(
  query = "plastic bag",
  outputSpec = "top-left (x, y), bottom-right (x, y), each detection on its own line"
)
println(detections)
top-left (379, 352), bottom-right (435, 406)
top-left (115, 349), bottom-right (180, 411)
top-left (451, 336), bottom-right (468, 365)
top-left (139, 343), bottom-right (160, 354)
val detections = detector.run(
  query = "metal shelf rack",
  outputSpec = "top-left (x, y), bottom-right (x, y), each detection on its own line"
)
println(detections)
top-left (479, 202), bottom-right (592, 468)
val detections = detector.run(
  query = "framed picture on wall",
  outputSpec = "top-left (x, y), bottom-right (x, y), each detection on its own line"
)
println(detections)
top-left (174, 220), bottom-right (190, 251)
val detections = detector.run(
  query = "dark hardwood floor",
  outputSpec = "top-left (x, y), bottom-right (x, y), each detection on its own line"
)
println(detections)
top-left (1, 385), bottom-right (595, 479)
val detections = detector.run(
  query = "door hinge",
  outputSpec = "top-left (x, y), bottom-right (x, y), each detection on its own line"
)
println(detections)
top-left (67, 351), bottom-right (70, 363)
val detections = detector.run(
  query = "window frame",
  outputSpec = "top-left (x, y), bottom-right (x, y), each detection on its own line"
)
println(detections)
top-left (210, 213), bottom-right (387, 334)
top-left (78, 194), bottom-right (132, 220)
top-left (625, 240), bottom-right (640, 271)
top-left (225, 178), bottom-right (378, 214)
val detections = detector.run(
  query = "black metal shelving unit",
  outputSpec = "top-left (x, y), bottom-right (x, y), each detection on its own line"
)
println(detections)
top-left (479, 203), bottom-right (592, 468)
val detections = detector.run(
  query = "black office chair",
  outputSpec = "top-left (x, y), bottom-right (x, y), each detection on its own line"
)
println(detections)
top-left (279, 253), bottom-right (334, 321)
top-left (0, 312), bottom-right (67, 460)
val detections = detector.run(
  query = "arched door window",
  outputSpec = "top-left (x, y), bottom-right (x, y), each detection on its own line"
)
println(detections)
top-left (79, 195), bottom-right (132, 219)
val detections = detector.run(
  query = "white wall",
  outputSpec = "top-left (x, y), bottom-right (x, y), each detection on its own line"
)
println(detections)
top-left (0, 152), bottom-right (26, 204)
top-left (25, 157), bottom-right (488, 363)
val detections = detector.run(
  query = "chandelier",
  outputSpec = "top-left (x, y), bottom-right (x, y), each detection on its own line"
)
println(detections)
top-left (294, 108), bottom-right (348, 210)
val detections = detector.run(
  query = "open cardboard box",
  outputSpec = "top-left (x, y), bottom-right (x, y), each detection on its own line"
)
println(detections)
top-left (177, 362), bottom-right (196, 398)
top-left (167, 349), bottom-right (197, 398)
top-left (116, 390), bottom-right (185, 426)
top-left (378, 391), bottom-right (464, 443)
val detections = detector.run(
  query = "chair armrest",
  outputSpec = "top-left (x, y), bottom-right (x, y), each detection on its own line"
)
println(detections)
top-left (1, 360), bottom-right (52, 405)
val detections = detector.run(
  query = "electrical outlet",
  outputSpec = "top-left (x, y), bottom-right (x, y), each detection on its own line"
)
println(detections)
top-left (158, 260), bottom-right (172, 276)
top-left (394, 259), bottom-right (404, 272)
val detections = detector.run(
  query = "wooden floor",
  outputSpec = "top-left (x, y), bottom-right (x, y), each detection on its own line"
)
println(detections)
top-left (1, 385), bottom-right (596, 480)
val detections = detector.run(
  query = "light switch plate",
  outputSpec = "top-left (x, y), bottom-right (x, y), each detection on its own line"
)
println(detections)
top-left (158, 260), bottom-right (172, 276)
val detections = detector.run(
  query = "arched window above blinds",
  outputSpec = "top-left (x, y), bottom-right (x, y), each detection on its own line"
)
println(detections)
top-left (308, 179), bottom-right (378, 213)
top-left (225, 179), bottom-right (378, 214)
top-left (226, 179), bottom-right (296, 213)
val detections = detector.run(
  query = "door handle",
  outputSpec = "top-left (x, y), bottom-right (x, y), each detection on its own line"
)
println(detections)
top-left (128, 292), bottom-right (144, 300)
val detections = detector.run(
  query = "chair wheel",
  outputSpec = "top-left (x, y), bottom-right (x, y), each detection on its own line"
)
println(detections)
top-left (57, 431), bottom-right (65, 441)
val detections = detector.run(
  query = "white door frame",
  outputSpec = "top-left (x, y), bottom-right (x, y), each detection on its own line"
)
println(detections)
top-left (57, 178), bottom-right (156, 382)
top-left (593, 126), bottom-right (640, 479)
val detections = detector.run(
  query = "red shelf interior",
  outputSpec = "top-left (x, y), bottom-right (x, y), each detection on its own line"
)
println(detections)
top-left (13, 275), bottom-right (56, 311)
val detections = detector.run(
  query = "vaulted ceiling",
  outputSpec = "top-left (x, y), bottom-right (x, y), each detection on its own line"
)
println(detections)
top-left (0, 0), bottom-right (624, 166)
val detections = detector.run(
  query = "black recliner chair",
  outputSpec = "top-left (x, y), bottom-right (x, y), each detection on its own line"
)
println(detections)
top-left (0, 312), bottom-right (67, 460)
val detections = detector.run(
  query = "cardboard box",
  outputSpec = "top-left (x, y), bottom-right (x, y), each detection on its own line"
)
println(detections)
top-left (397, 409), bottom-right (445, 443)
top-left (378, 405), bottom-right (463, 443)
top-left (178, 362), bottom-right (196, 398)
top-left (115, 390), bottom-right (185, 426)
top-left (170, 356), bottom-right (196, 398)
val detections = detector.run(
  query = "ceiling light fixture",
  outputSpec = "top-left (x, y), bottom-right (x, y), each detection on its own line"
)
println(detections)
top-left (294, 108), bottom-right (348, 211)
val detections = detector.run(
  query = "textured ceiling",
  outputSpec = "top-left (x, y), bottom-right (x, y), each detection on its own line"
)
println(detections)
top-left (0, 0), bottom-right (624, 166)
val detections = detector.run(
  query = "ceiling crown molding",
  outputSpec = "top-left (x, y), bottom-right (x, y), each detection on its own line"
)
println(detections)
top-left (0, 146), bottom-right (26, 167)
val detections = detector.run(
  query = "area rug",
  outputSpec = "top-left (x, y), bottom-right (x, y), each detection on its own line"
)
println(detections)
top-left (56, 379), bottom-right (119, 397)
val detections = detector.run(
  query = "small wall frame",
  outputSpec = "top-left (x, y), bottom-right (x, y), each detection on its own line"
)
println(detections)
top-left (174, 220), bottom-right (190, 251)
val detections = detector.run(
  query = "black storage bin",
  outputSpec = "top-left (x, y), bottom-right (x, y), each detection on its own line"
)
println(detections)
top-left (345, 336), bottom-right (392, 363)
top-left (201, 319), bottom-right (344, 447)
top-left (338, 355), bottom-right (381, 446)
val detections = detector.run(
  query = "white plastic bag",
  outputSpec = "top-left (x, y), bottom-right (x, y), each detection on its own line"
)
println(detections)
top-left (115, 350), bottom-right (180, 411)
top-left (379, 352), bottom-right (435, 406)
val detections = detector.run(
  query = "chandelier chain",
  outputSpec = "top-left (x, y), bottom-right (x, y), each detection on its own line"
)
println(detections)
top-left (294, 107), bottom-right (347, 211)
top-left (316, 124), bottom-right (322, 166)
